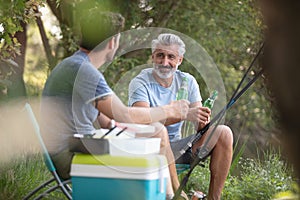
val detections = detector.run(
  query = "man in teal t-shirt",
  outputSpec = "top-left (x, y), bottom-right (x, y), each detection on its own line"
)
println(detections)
top-left (129, 33), bottom-right (233, 200)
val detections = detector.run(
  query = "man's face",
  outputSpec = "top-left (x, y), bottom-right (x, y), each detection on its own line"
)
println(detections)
top-left (152, 45), bottom-right (183, 79)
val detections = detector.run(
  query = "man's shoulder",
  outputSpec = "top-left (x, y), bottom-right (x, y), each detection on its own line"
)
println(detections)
top-left (129, 68), bottom-right (156, 93)
top-left (138, 68), bottom-right (153, 77)
top-left (131, 68), bottom-right (153, 83)
top-left (175, 70), bottom-right (195, 80)
top-left (54, 51), bottom-right (88, 70)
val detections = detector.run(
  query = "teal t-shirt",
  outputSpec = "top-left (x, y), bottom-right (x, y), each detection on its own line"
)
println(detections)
top-left (128, 68), bottom-right (202, 142)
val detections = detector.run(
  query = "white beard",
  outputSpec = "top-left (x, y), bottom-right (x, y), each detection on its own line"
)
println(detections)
top-left (153, 63), bottom-right (178, 79)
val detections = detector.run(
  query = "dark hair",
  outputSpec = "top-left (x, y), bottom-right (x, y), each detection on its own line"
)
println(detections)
top-left (79, 10), bottom-right (124, 50)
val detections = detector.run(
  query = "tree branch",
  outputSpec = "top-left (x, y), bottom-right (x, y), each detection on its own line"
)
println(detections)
top-left (33, 6), bottom-right (56, 69)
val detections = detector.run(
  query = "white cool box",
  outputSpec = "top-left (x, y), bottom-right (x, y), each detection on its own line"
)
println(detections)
top-left (71, 124), bottom-right (169, 200)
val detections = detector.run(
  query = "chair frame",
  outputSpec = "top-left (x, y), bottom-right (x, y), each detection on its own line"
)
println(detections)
top-left (23, 103), bottom-right (72, 200)
top-left (176, 163), bottom-right (191, 174)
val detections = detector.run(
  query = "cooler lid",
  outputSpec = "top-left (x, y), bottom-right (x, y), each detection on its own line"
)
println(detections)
top-left (71, 154), bottom-right (169, 181)
top-left (72, 153), bottom-right (166, 167)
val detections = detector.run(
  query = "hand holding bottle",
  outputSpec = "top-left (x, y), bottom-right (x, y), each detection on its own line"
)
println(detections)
top-left (197, 90), bottom-right (218, 128)
top-left (198, 106), bottom-right (211, 126)
top-left (187, 106), bottom-right (211, 126)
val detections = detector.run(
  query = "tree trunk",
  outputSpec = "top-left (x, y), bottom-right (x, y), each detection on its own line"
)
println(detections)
top-left (7, 21), bottom-right (27, 99)
top-left (260, 0), bottom-right (300, 178)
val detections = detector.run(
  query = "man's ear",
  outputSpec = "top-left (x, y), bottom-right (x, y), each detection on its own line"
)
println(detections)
top-left (108, 34), bottom-right (120, 50)
top-left (177, 56), bottom-right (183, 65)
top-left (108, 37), bottom-right (115, 49)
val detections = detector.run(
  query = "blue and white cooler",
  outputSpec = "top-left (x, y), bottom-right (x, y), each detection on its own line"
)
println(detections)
top-left (70, 153), bottom-right (169, 200)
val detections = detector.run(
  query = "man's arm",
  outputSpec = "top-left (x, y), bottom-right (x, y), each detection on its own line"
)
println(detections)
top-left (96, 93), bottom-right (190, 124)
top-left (132, 101), bottom-right (187, 126)
top-left (132, 100), bottom-right (211, 131)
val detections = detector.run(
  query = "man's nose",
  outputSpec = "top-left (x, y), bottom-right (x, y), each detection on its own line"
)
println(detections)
top-left (161, 57), bottom-right (169, 66)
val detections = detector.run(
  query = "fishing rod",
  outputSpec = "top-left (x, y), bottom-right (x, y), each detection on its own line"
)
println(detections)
top-left (173, 42), bottom-right (265, 200)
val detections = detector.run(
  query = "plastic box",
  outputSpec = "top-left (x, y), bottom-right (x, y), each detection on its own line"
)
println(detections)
top-left (109, 138), bottom-right (161, 156)
top-left (71, 154), bottom-right (169, 200)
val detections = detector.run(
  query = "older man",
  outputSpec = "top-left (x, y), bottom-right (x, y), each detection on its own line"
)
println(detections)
top-left (129, 33), bottom-right (233, 200)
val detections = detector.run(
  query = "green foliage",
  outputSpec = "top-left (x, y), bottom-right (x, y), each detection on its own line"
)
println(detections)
top-left (0, 0), bottom-right (45, 99)
top-left (0, 0), bottom-right (45, 59)
top-left (230, 130), bottom-right (249, 174)
top-left (223, 150), bottom-right (294, 199)
top-left (181, 161), bottom-right (211, 195)
top-left (167, 0), bottom-right (270, 131)
top-left (180, 149), bottom-right (295, 199)
top-left (0, 59), bottom-right (16, 100)
top-left (0, 1), bottom-right (23, 59)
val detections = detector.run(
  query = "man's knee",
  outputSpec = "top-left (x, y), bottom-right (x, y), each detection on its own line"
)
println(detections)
top-left (152, 122), bottom-right (166, 133)
top-left (217, 125), bottom-right (233, 146)
top-left (135, 122), bottom-right (166, 138)
top-left (145, 122), bottom-right (168, 141)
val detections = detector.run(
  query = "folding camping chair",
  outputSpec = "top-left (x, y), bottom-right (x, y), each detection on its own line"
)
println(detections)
top-left (23, 103), bottom-right (72, 200)
top-left (176, 164), bottom-right (191, 174)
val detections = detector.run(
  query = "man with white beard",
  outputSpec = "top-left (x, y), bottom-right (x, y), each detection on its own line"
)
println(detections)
top-left (128, 33), bottom-right (233, 200)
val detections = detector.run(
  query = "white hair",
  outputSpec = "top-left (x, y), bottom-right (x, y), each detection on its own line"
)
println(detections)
top-left (151, 33), bottom-right (186, 56)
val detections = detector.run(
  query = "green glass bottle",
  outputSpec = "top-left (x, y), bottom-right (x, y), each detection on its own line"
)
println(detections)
top-left (176, 77), bottom-right (189, 100)
top-left (203, 90), bottom-right (218, 109)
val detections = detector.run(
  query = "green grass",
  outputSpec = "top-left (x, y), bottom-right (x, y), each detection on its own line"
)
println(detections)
top-left (0, 153), bottom-right (65, 200)
top-left (180, 149), bottom-right (297, 200)
top-left (0, 150), bottom-right (298, 199)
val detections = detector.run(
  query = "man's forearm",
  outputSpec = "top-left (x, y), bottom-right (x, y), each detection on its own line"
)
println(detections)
top-left (163, 117), bottom-right (184, 126)
top-left (97, 112), bottom-right (113, 129)
top-left (127, 100), bottom-right (189, 125)
top-left (98, 95), bottom-right (189, 124)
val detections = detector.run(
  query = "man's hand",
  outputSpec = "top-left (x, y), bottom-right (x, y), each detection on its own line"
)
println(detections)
top-left (166, 99), bottom-right (190, 120)
top-left (187, 106), bottom-right (211, 129)
top-left (198, 106), bottom-right (211, 125)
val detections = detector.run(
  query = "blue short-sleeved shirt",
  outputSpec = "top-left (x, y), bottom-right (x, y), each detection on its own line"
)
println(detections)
top-left (41, 50), bottom-right (113, 154)
top-left (128, 68), bottom-right (202, 142)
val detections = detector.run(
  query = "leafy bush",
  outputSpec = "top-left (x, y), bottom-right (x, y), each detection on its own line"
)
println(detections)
top-left (223, 151), bottom-right (293, 199)
top-left (181, 150), bottom-right (295, 200)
